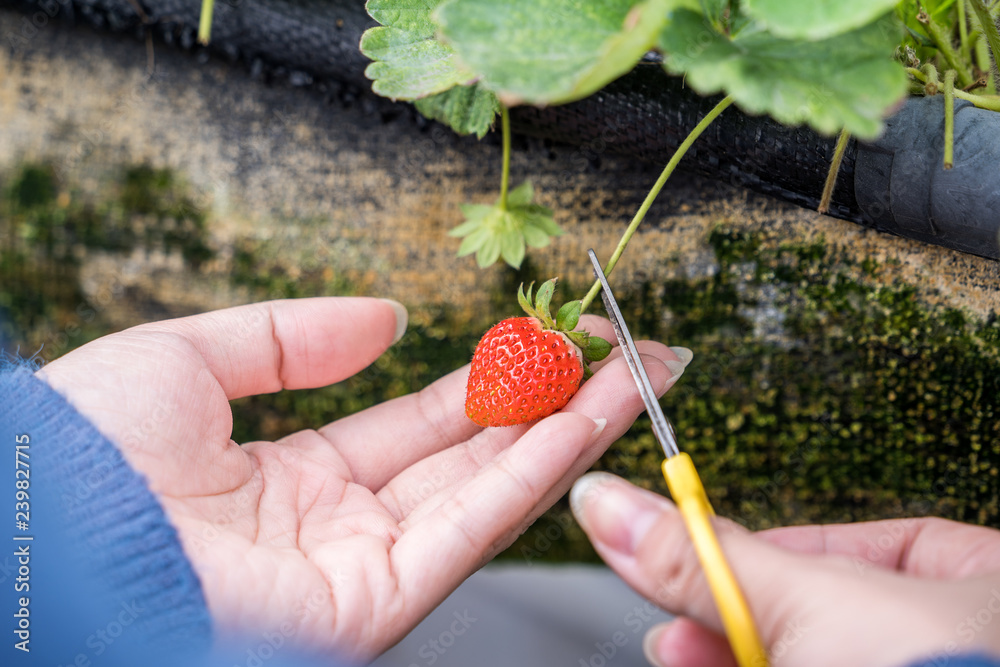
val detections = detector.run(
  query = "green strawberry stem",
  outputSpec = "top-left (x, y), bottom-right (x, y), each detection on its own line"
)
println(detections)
top-left (579, 95), bottom-right (735, 313)
top-left (818, 128), bottom-right (851, 214)
top-left (907, 67), bottom-right (1000, 110)
top-left (198, 0), bottom-right (215, 45)
top-left (944, 69), bottom-right (956, 169)
top-left (498, 105), bottom-right (511, 210)
top-left (970, 0), bottom-right (1000, 92)
top-left (958, 0), bottom-right (970, 58)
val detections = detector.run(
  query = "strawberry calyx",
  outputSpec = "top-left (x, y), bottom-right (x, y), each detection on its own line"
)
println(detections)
top-left (517, 278), bottom-right (612, 376)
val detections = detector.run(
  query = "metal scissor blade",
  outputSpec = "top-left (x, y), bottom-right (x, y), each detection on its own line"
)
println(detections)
top-left (588, 249), bottom-right (680, 459)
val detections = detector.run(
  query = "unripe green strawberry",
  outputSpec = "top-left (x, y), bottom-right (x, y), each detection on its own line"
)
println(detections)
top-left (465, 279), bottom-right (611, 428)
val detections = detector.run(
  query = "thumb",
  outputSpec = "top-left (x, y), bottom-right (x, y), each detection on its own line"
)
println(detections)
top-left (569, 472), bottom-right (961, 667)
top-left (570, 472), bottom-right (814, 644)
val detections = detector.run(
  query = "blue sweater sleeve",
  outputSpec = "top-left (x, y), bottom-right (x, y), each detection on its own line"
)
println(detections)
top-left (0, 361), bottom-right (214, 664)
top-left (0, 361), bottom-right (347, 667)
top-left (907, 657), bottom-right (1000, 667)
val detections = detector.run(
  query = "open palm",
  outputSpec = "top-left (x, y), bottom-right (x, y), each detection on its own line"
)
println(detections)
top-left (38, 298), bottom-right (684, 661)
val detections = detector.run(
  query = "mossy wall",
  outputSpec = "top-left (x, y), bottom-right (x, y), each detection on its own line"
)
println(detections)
top-left (0, 10), bottom-right (997, 565)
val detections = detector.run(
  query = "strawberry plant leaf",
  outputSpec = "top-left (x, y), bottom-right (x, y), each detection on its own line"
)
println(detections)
top-left (743, 0), bottom-right (901, 41)
top-left (517, 282), bottom-right (538, 318)
top-left (522, 224), bottom-right (552, 248)
top-left (476, 233), bottom-right (502, 267)
top-left (361, 0), bottom-right (476, 100)
top-left (413, 83), bottom-right (500, 137)
top-left (534, 279), bottom-right (557, 321)
top-left (556, 300), bottom-right (582, 331)
top-left (507, 180), bottom-right (535, 208)
top-left (435, 0), bottom-right (671, 106)
top-left (659, 9), bottom-right (907, 138)
top-left (449, 181), bottom-right (563, 268)
top-left (501, 229), bottom-right (527, 268)
top-left (699, 0), bottom-right (729, 27)
top-left (584, 335), bottom-right (612, 361)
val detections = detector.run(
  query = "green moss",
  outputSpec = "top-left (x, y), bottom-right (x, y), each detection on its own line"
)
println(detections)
top-left (0, 161), bottom-right (214, 356)
top-left (503, 224), bottom-right (1000, 563)
top-left (8, 164), bottom-right (57, 211)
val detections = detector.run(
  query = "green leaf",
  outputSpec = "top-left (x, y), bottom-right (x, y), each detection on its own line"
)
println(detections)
top-left (456, 225), bottom-right (490, 256)
top-left (501, 230), bottom-right (527, 269)
top-left (525, 211), bottom-right (562, 236)
top-left (361, 0), bottom-right (475, 100)
top-left (476, 233), bottom-right (502, 267)
top-left (534, 279), bottom-right (557, 322)
top-left (517, 282), bottom-right (537, 317)
top-left (507, 180), bottom-right (535, 208)
top-left (414, 83), bottom-right (501, 137)
top-left (556, 300), bottom-right (582, 331)
top-left (584, 335), bottom-right (612, 361)
top-left (435, 0), bottom-right (671, 106)
top-left (659, 9), bottom-right (908, 138)
top-left (699, 0), bottom-right (729, 27)
top-left (743, 0), bottom-right (901, 40)
top-left (449, 181), bottom-right (562, 268)
top-left (522, 224), bottom-right (553, 248)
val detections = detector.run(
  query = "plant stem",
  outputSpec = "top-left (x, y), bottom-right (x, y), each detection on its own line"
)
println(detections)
top-left (909, 66), bottom-right (1000, 109)
top-left (198, 0), bottom-right (215, 45)
top-left (498, 105), bottom-right (511, 210)
top-left (969, 0), bottom-right (1000, 89)
top-left (818, 129), bottom-right (851, 214)
top-left (977, 35), bottom-right (998, 93)
top-left (959, 0), bottom-right (970, 57)
top-left (955, 87), bottom-right (1000, 109)
top-left (919, 9), bottom-right (974, 87)
top-left (944, 69), bottom-right (956, 169)
top-left (579, 95), bottom-right (735, 313)
top-left (922, 62), bottom-right (941, 94)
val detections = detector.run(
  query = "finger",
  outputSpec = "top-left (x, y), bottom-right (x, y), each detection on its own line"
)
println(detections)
top-left (759, 518), bottom-right (1000, 578)
top-left (572, 475), bottom-right (998, 666)
top-left (137, 297), bottom-right (405, 399)
top-left (376, 345), bottom-right (679, 518)
top-left (318, 363), bottom-right (481, 490)
top-left (576, 314), bottom-right (618, 346)
top-left (389, 411), bottom-right (602, 621)
top-left (644, 619), bottom-right (737, 667)
top-left (577, 314), bottom-right (693, 374)
top-left (331, 330), bottom-right (685, 491)
top-left (569, 472), bottom-right (841, 651)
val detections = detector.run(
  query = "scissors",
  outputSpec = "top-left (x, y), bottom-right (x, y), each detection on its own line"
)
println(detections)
top-left (588, 249), bottom-right (768, 667)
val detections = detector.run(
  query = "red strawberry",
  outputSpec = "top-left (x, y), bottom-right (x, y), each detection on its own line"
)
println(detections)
top-left (465, 279), bottom-right (611, 427)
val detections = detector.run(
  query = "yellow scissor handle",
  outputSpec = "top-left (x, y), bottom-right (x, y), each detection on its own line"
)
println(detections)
top-left (662, 453), bottom-right (768, 667)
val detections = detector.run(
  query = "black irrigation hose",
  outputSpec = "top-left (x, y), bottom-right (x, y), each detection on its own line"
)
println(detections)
top-left (4, 0), bottom-right (999, 259)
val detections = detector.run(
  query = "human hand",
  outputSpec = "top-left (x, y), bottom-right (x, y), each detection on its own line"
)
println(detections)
top-left (570, 472), bottom-right (1000, 667)
top-left (37, 298), bottom-right (689, 660)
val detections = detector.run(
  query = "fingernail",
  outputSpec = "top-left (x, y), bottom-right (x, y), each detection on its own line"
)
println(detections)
top-left (663, 359), bottom-right (687, 384)
top-left (643, 623), bottom-right (673, 667)
top-left (380, 299), bottom-right (408, 344)
top-left (669, 346), bottom-right (693, 367)
top-left (571, 473), bottom-right (669, 556)
top-left (589, 417), bottom-right (607, 443)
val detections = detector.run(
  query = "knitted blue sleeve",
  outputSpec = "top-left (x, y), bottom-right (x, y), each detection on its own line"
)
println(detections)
top-left (906, 656), bottom-right (1000, 667)
top-left (0, 360), bottom-right (348, 667)
top-left (0, 361), bottom-right (214, 664)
